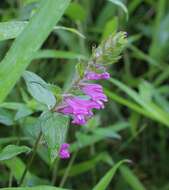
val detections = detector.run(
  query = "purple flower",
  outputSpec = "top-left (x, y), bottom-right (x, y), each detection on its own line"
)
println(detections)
top-left (81, 84), bottom-right (108, 108)
top-left (101, 72), bottom-right (110, 79)
top-left (72, 114), bottom-right (86, 125)
top-left (58, 97), bottom-right (100, 125)
top-left (85, 71), bottom-right (110, 80)
top-left (59, 143), bottom-right (70, 159)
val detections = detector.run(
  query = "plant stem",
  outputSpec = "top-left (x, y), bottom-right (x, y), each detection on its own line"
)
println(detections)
top-left (90, 145), bottom-right (97, 185)
top-left (8, 172), bottom-right (13, 187)
top-left (51, 158), bottom-right (60, 185)
top-left (59, 151), bottom-right (78, 187)
top-left (18, 131), bottom-right (43, 186)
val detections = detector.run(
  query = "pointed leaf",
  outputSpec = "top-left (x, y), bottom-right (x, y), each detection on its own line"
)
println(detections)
top-left (108, 0), bottom-right (128, 20)
top-left (23, 71), bottom-right (56, 109)
top-left (0, 145), bottom-right (31, 161)
top-left (0, 108), bottom-right (14, 126)
top-left (93, 159), bottom-right (130, 190)
top-left (41, 112), bottom-right (69, 162)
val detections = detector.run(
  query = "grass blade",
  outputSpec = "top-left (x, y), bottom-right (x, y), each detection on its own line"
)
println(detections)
top-left (0, 21), bottom-right (85, 42)
top-left (0, 0), bottom-right (70, 103)
top-left (108, 0), bottom-right (128, 20)
top-left (34, 50), bottom-right (87, 60)
top-left (120, 166), bottom-right (146, 190)
top-left (93, 159), bottom-right (130, 190)
top-left (109, 78), bottom-right (169, 127)
top-left (0, 21), bottom-right (27, 41)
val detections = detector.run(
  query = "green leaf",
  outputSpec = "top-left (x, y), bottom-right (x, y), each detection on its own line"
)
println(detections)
top-left (15, 105), bottom-right (33, 121)
top-left (4, 157), bottom-right (48, 186)
top-left (0, 0), bottom-right (70, 103)
top-left (0, 108), bottom-right (14, 126)
top-left (59, 152), bottom-right (113, 177)
top-left (120, 166), bottom-right (146, 190)
top-left (93, 159), bottom-right (130, 190)
top-left (34, 50), bottom-right (86, 60)
top-left (71, 122), bottom-right (129, 152)
top-left (0, 137), bottom-right (30, 145)
top-left (41, 112), bottom-right (69, 162)
top-left (0, 145), bottom-right (31, 161)
top-left (0, 21), bottom-right (85, 42)
top-left (54, 26), bottom-right (85, 39)
top-left (46, 84), bottom-right (62, 97)
top-left (102, 17), bottom-right (118, 40)
top-left (129, 45), bottom-right (159, 68)
top-left (108, 0), bottom-right (128, 20)
top-left (139, 80), bottom-right (153, 103)
top-left (109, 78), bottom-right (169, 127)
top-left (23, 71), bottom-right (56, 108)
top-left (22, 0), bottom-right (39, 5)
top-left (0, 102), bottom-right (27, 110)
top-left (0, 186), bottom-right (68, 190)
top-left (105, 89), bottom-right (150, 117)
top-left (76, 62), bottom-right (85, 78)
top-left (65, 2), bottom-right (86, 21)
top-left (22, 116), bottom-right (41, 139)
top-left (93, 128), bottom-right (121, 140)
top-left (150, 12), bottom-right (169, 62)
top-left (4, 157), bottom-right (31, 184)
top-left (0, 21), bottom-right (27, 41)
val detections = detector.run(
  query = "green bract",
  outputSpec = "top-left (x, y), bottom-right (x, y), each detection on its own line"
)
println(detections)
top-left (93, 32), bottom-right (127, 65)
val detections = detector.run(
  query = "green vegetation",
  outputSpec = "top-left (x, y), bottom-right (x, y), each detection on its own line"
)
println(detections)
top-left (0, 0), bottom-right (169, 189)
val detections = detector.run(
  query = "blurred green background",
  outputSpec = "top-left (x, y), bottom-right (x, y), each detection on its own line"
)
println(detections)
top-left (0, 0), bottom-right (169, 189)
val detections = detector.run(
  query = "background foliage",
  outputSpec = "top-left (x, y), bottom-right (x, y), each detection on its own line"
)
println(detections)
top-left (0, 0), bottom-right (169, 189)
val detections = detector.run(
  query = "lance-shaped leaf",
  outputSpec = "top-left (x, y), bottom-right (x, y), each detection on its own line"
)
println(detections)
top-left (41, 112), bottom-right (69, 162)
top-left (0, 145), bottom-right (31, 161)
top-left (0, 108), bottom-right (14, 126)
top-left (93, 159), bottom-right (130, 190)
top-left (108, 0), bottom-right (128, 20)
top-left (23, 71), bottom-right (56, 109)
top-left (0, 21), bottom-right (27, 41)
top-left (0, 21), bottom-right (85, 42)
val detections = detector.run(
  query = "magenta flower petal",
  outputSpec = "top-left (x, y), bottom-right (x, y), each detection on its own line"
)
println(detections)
top-left (85, 71), bottom-right (110, 80)
top-left (72, 114), bottom-right (86, 125)
top-left (85, 72), bottom-right (101, 80)
top-left (58, 97), bottom-right (100, 125)
top-left (59, 106), bottom-right (73, 114)
top-left (65, 98), bottom-right (89, 115)
top-left (82, 84), bottom-right (108, 104)
top-left (101, 72), bottom-right (110, 79)
top-left (59, 143), bottom-right (70, 159)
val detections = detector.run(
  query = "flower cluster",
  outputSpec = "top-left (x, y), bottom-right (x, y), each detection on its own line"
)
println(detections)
top-left (58, 69), bottom-right (110, 126)
top-left (57, 67), bottom-right (110, 159)
top-left (56, 32), bottom-right (127, 159)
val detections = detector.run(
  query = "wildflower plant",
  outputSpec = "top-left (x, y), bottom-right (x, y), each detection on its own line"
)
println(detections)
top-left (21, 31), bottom-right (127, 166)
